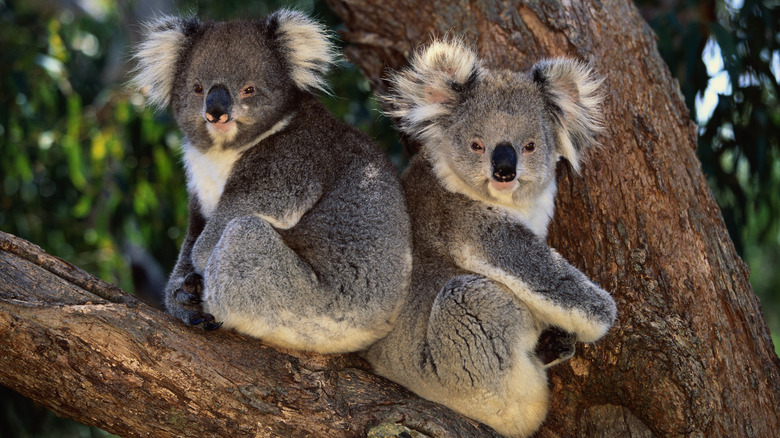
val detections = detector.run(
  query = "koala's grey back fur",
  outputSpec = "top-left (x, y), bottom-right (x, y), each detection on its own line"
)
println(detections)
top-left (198, 98), bottom-right (412, 352)
top-left (131, 10), bottom-right (412, 354)
top-left (365, 41), bottom-right (616, 437)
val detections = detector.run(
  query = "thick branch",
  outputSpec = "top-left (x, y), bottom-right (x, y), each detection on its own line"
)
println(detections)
top-left (0, 231), bottom-right (496, 438)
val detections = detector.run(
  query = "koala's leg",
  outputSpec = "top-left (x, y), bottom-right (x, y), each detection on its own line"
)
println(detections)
top-left (379, 274), bottom-right (550, 438)
top-left (201, 215), bottom-right (394, 354)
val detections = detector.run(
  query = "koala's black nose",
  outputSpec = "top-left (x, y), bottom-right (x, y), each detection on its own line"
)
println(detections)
top-left (205, 85), bottom-right (231, 123)
top-left (491, 143), bottom-right (517, 182)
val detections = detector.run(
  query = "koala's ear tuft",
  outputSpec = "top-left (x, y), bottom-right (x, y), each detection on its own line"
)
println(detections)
top-left (267, 10), bottom-right (338, 95)
top-left (384, 40), bottom-right (482, 141)
top-left (130, 16), bottom-right (199, 111)
top-left (532, 59), bottom-right (604, 173)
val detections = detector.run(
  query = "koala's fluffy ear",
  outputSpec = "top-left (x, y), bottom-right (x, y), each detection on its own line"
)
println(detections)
top-left (267, 10), bottom-right (337, 94)
top-left (385, 40), bottom-right (482, 141)
top-left (131, 16), bottom-right (199, 110)
top-left (532, 59), bottom-right (604, 172)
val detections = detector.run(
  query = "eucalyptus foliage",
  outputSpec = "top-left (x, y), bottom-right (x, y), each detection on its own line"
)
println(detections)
top-left (0, 1), bottom-right (187, 299)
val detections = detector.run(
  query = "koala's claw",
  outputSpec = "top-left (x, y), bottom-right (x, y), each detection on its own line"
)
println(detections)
top-left (173, 289), bottom-right (201, 305)
top-left (185, 311), bottom-right (222, 331)
top-left (170, 272), bottom-right (222, 330)
top-left (197, 312), bottom-right (223, 331)
top-left (535, 327), bottom-right (577, 367)
top-left (190, 316), bottom-right (205, 325)
top-left (172, 272), bottom-right (205, 305)
top-left (183, 272), bottom-right (204, 295)
top-left (204, 320), bottom-right (223, 331)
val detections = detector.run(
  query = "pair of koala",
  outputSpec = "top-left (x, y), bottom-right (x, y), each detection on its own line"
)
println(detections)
top-left (132, 10), bottom-right (616, 438)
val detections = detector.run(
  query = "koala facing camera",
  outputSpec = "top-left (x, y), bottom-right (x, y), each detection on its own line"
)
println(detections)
top-left (131, 10), bottom-right (412, 354)
top-left (364, 41), bottom-right (617, 437)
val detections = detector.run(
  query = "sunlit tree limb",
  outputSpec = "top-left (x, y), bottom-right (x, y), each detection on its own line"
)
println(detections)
top-left (0, 231), bottom-right (495, 437)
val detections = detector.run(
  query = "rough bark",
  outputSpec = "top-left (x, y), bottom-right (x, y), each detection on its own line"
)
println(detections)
top-left (322, 0), bottom-right (780, 437)
top-left (0, 231), bottom-right (498, 437)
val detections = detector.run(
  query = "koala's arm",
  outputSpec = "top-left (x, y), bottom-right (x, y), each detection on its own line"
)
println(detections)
top-left (190, 175), bottom-right (323, 272)
top-left (165, 198), bottom-right (205, 290)
top-left (451, 216), bottom-right (617, 343)
top-left (163, 197), bottom-right (214, 324)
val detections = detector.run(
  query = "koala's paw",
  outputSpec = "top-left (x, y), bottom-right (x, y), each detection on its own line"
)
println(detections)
top-left (535, 327), bottom-right (576, 368)
top-left (170, 273), bottom-right (223, 331)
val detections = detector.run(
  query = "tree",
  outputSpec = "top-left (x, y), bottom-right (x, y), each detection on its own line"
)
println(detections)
top-left (1, 0), bottom-right (778, 437)
top-left (322, 0), bottom-right (780, 435)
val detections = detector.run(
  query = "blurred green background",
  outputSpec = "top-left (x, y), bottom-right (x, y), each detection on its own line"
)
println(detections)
top-left (0, 0), bottom-right (777, 436)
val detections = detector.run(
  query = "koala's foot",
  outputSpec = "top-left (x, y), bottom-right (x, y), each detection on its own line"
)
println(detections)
top-left (535, 327), bottom-right (576, 367)
top-left (171, 273), bottom-right (223, 331)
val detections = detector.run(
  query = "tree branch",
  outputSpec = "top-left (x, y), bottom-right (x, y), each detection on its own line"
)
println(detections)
top-left (0, 231), bottom-right (497, 437)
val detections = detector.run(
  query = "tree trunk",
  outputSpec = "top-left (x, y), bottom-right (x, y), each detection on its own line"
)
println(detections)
top-left (322, 0), bottom-right (780, 436)
top-left (0, 231), bottom-right (497, 437)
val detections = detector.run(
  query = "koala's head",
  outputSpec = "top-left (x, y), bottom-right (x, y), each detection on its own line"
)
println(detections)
top-left (386, 40), bottom-right (603, 209)
top-left (130, 10), bottom-right (336, 151)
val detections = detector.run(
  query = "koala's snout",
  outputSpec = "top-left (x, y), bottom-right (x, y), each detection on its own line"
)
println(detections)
top-left (491, 143), bottom-right (517, 182)
top-left (205, 85), bottom-right (232, 123)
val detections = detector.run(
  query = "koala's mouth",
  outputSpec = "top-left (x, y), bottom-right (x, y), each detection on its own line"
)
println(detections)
top-left (207, 120), bottom-right (236, 133)
top-left (206, 120), bottom-right (238, 140)
top-left (489, 179), bottom-right (517, 192)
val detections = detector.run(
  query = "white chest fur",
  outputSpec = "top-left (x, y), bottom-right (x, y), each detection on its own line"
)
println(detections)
top-left (503, 182), bottom-right (556, 239)
top-left (183, 144), bottom-right (242, 219)
top-left (181, 116), bottom-right (293, 218)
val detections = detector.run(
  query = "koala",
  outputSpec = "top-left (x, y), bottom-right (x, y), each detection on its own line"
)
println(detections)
top-left (364, 41), bottom-right (617, 437)
top-left (130, 10), bottom-right (412, 354)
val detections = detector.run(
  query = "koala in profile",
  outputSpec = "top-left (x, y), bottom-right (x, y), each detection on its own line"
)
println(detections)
top-left (130, 10), bottom-right (412, 354)
top-left (364, 41), bottom-right (617, 437)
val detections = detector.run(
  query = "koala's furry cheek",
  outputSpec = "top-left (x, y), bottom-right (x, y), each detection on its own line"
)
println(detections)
top-left (175, 110), bottom-right (211, 146)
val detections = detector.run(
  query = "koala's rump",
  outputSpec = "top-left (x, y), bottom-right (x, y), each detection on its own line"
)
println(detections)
top-left (246, 112), bottom-right (411, 323)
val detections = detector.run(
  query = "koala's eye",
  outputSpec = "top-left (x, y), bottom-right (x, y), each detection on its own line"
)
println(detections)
top-left (470, 140), bottom-right (485, 154)
top-left (192, 83), bottom-right (204, 94)
top-left (241, 86), bottom-right (256, 97)
top-left (523, 142), bottom-right (536, 154)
